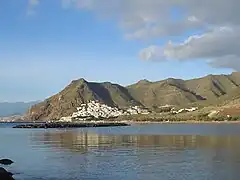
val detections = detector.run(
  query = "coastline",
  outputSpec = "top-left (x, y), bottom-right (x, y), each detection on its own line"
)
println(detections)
top-left (122, 120), bottom-right (240, 124)
top-left (2, 120), bottom-right (240, 127)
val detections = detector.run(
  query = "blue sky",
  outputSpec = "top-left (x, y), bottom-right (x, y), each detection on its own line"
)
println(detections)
top-left (0, 0), bottom-right (235, 102)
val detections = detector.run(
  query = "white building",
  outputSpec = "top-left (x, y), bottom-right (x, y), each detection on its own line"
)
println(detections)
top-left (172, 107), bottom-right (198, 114)
top-left (69, 101), bottom-right (150, 121)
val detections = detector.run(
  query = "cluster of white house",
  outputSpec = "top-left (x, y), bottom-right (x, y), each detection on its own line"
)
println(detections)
top-left (157, 105), bottom-right (199, 114)
top-left (0, 115), bottom-right (21, 122)
top-left (59, 101), bottom-right (200, 122)
top-left (171, 107), bottom-right (198, 114)
top-left (72, 101), bottom-right (123, 119)
top-left (60, 101), bottom-right (149, 122)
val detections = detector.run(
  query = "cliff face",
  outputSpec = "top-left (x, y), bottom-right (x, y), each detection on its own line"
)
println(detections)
top-left (26, 72), bottom-right (240, 121)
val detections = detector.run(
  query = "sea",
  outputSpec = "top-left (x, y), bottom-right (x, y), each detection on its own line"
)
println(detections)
top-left (1, 122), bottom-right (240, 180)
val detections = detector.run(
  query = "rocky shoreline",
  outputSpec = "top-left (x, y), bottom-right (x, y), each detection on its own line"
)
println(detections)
top-left (0, 159), bottom-right (14, 180)
top-left (12, 122), bottom-right (130, 129)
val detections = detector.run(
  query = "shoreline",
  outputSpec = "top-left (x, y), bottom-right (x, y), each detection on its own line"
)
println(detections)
top-left (2, 120), bottom-right (240, 126)
top-left (122, 120), bottom-right (240, 124)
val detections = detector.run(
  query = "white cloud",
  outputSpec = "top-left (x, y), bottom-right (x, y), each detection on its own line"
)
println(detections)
top-left (139, 46), bottom-right (166, 61)
top-left (140, 26), bottom-right (240, 71)
top-left (26, 0), bottom-right (240, 71)
top-left (124, 18), bottom-right (204, 40)
top-left (62, 0), bottom-right (240, 37)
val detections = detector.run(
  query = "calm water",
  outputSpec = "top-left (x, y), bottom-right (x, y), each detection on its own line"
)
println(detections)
top-left (1, 123), bottom-right (240, 180)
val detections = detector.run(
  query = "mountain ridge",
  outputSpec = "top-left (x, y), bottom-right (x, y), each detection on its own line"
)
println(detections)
top-left (26, 72), bottom-right (240, 121)
top-left (27, 79), bottom-right (142, 120)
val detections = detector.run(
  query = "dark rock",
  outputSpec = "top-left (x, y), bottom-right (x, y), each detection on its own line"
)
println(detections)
top-left (13, 122), bottom-right (130, 129)
top-left (7, 171), bottom-right (13, 176)
top-left (0, 167), bottom-right (14, 180)
top-left (0, 159), bottom-right (14, 165)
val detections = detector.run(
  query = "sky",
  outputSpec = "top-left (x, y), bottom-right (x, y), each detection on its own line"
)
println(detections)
top-left (0, 0), bottom-right (238, 102)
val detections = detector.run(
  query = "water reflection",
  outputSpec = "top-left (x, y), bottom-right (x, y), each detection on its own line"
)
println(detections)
top-left (28, 130), bottom-right (240, 180)
top-left (3, 123), bottom-right (240, 180)
top-left (30, 130), bottom-right (240, 153)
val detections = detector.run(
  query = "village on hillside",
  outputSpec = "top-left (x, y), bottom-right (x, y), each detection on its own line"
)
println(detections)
top-left (59, 101), bottom-right (200, 122)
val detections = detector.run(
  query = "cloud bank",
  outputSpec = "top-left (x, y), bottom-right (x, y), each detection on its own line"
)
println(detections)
top-left (29, 0), bottom-right (240, 71)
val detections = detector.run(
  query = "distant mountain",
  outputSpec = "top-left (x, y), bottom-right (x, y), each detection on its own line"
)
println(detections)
top-left (26, 72), bottom-right (240, 121)
top-left (0, 101), bottom-right (39, 117)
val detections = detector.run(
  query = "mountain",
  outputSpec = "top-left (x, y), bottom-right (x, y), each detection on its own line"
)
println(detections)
top-left (26, 72), bottom-right (240, 121)
top-left (0, 101), bottom-right (39, 117)
top-left (127, 78), bottom-right (206, 107)
top-left (27, 79), bottom-right (142, 121)
top-left (128, 72), bottom-right (240, 107)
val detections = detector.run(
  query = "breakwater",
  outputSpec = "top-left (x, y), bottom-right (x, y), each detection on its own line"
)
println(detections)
top-left (12, 122), bottom-right (130, 129)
